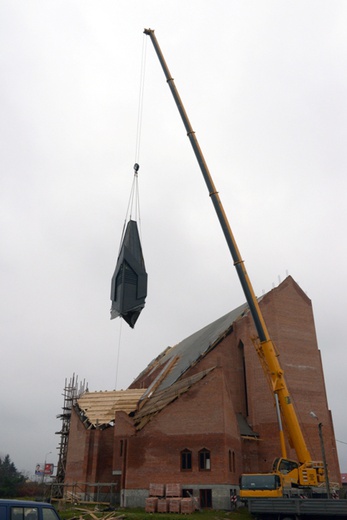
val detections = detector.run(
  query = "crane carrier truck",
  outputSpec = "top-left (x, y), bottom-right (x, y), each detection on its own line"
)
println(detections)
top-left (144, 28), bottom-right (346, 519)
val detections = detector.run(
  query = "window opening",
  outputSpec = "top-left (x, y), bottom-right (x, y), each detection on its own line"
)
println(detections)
top-left (181, 449), bottom-right (192, 471)
top-left (229, 450), bottom-right (236, 472)
top-left (239, 341), bottom-right (249, 416)
top-left (199, 448), bottom-right (210, 471)
top-left (199, 489), bottom-right (212, 508)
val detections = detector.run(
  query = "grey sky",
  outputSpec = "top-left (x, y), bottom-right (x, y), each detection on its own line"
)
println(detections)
top-left (1, 1), bottom-right (347, 476)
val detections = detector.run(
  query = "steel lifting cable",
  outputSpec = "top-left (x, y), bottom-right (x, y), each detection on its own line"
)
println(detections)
top-left (114, 318), bottom-right (122, 390)
top-left (114, 36), bottom-right (147, 388)
top-left (118, 34), bottom-right (147, 252)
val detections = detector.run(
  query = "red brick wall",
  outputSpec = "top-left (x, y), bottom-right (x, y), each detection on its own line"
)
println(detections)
top-left (65, 407), bottom-right (89, 483)
top-left (114, 276), bottom-right (340, 490)
top-left (65, 408), bottom-right (118, 486)
top-left (235, 277), bottom-right (340, 482)
top-left (114, 365), bottom-right (244, 490)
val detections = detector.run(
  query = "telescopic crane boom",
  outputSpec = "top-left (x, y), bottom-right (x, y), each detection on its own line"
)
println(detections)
top-left (144, 28), bottom-right (325, 495)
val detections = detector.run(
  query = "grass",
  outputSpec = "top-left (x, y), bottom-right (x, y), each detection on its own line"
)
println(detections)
top-left (118, 508), bottom-right (252, 520)
top-left (56, 505), bottom-right (252, 520)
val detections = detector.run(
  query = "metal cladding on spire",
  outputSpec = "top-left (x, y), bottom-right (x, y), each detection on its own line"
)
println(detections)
top-left (110, 219), bottom-right (148, 328)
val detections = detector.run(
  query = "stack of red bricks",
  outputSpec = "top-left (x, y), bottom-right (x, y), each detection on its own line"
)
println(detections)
top-left (145, 484), bottom-right (165, 512)
top-left (180, 498), bottom-right (195, 514)
top-left (157, 498), bottom-right (169, 513)
top-left (145, 497), bottom-right (158, 513)
top-left (149, 483), bottom-right (165, 498)
top-left (166, 483), bottom-right (182, 513)
top-left (146, 483), bottom-right (195, 514)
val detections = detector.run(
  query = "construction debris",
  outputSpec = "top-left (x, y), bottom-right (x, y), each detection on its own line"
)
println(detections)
top-left (67, 508), bottom-right (124, 520)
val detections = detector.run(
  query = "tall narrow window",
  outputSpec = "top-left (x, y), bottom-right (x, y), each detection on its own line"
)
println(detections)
top-left (199, 448), bottom-right (211, 471)
top-left (120, 440), bottom-right (124, 457)
top-left (181, 449), bottom-right (192, 471)
top-left (229, 450), bottom-right (236, 472)
top-left (239, 341), bottom-right (249, 416)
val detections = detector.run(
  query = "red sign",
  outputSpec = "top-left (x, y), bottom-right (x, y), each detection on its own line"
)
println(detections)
top-left (44, 463), bottom-right (54, 475)
top-left (35, 463), bottom-right (54, 476)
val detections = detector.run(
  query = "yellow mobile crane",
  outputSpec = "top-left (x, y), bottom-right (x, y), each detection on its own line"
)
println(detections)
top-left (144, 28), bottom-right (326, 499)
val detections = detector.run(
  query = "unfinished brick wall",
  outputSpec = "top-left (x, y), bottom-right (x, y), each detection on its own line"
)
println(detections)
top-left (65, 408), bottom-right (119, 489)
top-left (63, 276), bottom-right (340, 506)
top-left (236, 277), bottom-right (340, 482)
top-left (115, 366), bottom-right (242, 490)
top-left (114, 276), bottom-right (340, 494)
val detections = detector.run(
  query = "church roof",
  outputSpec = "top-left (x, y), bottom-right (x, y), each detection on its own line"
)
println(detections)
top-left (133, 301), bottom-right (250, 395)
top-left (131, 301), bottom-right (254, 430)
top-left (73, 303), bottom-right (250, 430)
top-left (78, 277), bottom-right (307, 432)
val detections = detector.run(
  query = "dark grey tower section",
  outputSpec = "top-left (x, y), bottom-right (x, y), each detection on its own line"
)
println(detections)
top-left (110, 220), bottom-right (148, 328)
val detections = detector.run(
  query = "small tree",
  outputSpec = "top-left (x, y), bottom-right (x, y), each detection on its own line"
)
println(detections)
top-left (0, 455), bottom-right (25, 497)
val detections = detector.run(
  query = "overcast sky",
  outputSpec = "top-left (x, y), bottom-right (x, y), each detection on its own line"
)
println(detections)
top-left (1, 1), bottom-right (347, 477)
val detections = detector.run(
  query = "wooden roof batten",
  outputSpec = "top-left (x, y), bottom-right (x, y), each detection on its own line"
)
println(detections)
top-left (76, 388), bottom-right (147, 429)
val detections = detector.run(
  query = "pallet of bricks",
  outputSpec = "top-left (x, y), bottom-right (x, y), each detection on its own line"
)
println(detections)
top-left (145, 483), bottom-right (165, 513)
top-left (167, 484), bottom-right (195, 514)
top-left (146, 483), bottom-right (195, 514)
top-left (166, 483), bottom-right (182, 514)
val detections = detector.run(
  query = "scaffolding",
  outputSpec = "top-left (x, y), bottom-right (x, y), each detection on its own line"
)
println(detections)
top-left (53, 374), bottom-right (87, 499)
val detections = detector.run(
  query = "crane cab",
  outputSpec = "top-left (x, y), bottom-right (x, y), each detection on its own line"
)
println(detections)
top-left (239, 473), bottom-right (283, 498)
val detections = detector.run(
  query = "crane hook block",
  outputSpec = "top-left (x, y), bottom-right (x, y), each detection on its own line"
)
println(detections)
top-left (110, 220), bottom-right (148, 328)
top-left (134, 163), bottom-right (140, 172)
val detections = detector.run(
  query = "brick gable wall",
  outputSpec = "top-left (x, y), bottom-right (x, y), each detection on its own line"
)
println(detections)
top-left (63, 276), bottom-right (340, 506)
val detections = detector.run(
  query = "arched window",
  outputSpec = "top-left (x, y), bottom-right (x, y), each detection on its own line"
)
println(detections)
top-left (181, 449), bottom-right (192, 471)
top-left (199, 448), bottom-right (211, 471)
